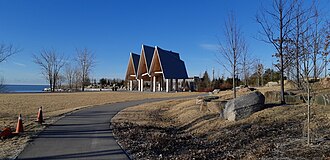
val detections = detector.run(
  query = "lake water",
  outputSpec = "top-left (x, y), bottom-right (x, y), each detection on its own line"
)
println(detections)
top-left (1, 85), bottom-right (49, 93)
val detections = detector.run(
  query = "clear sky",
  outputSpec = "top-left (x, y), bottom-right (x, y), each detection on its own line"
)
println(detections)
top-left (0, 0), bottom-right (329, 85)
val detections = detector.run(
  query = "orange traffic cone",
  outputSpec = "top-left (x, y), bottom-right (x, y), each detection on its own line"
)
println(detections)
top-left (14, 114), bottom-right (24, 134)
top-left (35, 107), bottom-right (44, 124)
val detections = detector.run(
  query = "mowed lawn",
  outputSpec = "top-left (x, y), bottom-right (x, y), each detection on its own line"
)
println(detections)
top-left (0, 91), bottom-right (200, 159)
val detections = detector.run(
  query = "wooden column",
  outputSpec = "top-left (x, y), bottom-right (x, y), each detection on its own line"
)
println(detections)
top-left (129, 80), bottom-right (133, 91)
top-left (153, 76), bottom-right (156, 92)
top-left (137, 79), bottom-right (140, 91)
top-left (140, 79), bottom-right (144, 92)
top-left (166, 79), bottom-right (169, 92)
top-left (158, 78), bottom-right (161, 92)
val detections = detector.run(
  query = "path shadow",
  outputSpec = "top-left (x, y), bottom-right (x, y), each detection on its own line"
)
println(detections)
top-left (264, 103), bottom-right (284, 109)
top-left (17, 149), bottom-right (126, 160)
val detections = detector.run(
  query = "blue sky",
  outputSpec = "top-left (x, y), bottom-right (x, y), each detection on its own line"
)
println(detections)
top-left (0, 0), bottom-right (329, 84)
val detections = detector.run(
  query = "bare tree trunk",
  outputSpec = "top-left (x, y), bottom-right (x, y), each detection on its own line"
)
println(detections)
top-left (76, 48), bottom-right (95, 92)
top-left (217, 13), bottom-right (245, 99)
top-left (233, 55), bottom-right (236, 98)
top-left (295, 22), bottom-right (301, 87)
top-left (33, 49), bottom-right (66, 92)
top-left (279, 6), bottom-right (286, 104)
top-left (256, 0), bottom-right (297, 104)
top-left (307, 83), bottom-right (311, 145)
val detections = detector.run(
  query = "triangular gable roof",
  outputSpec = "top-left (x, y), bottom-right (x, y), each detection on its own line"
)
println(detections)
top-left (150, 47), bottom-right (188, 79)
top-left (132, 53), bottom-right (140, 74)
top-left (125, 52), bottom-right (140, 80)
top-left (143, 45), bottom-right (154, 68)
top-left (137, 44), bottom-right (154, 79)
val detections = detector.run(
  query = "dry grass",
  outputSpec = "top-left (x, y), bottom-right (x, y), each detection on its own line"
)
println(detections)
top-left (112, 87), bottom-right (330, 159)
top-left (0, 91), bottom-right (199, 159)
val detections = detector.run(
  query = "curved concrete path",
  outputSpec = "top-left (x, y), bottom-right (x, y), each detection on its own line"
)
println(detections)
top-left (16, 95), bottom-right (201, 160)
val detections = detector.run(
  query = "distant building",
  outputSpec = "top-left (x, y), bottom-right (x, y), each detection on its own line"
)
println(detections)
top-left (125, 44), bottom-right (190, 92)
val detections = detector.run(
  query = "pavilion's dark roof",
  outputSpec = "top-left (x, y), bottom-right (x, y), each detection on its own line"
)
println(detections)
top-left (142, 45), bottom-right (154, 69)
top-left (156, 47), bottom-right (188, 79)
top-left (131, 53), bottom-right (140, 74)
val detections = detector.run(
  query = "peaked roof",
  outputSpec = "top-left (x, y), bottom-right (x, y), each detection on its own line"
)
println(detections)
top-left (151, 47), bottom-right (188, 79)
top-left (125, 52), bottom-right (140, 80)
top-left (131, 53), bottom-right (140, 74)
top-left (142, 45), bottom-right (154, 68)
top-left (137, 45), bottom-right (155, 79)
top-left (157, 47), bottom-right (180, 60)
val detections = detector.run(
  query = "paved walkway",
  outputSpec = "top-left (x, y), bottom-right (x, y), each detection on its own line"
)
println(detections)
top-left (17, 95), bottom-right (201, 160)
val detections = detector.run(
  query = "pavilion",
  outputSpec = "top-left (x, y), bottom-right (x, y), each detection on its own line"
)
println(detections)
top-left (125, 45), bottom-right (188, 92)
top-left (125, 52), bottom-right (140, 91)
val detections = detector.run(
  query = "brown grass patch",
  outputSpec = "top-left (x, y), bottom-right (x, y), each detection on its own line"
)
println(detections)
top-left (112, 89), bottom-right (330, 159)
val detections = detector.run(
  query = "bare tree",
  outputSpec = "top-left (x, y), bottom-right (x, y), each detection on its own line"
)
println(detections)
top-left (0, 43), bottom-right (20, 63)
top-left (73, 68), bottom-right (82, 91)
top-left (217, 12), bottom-right (246, 98)
top-left (64, 63), bottom-right (75, 90)
top-left (33, 49), bottom-right (66, 92)
top-left (310, 5), bottom-right (327, 80)
top-left (76, 48), bottom-right (95, 91)
top-left (256, 0), bottom-right (296, 104)
top-left (299, 29), bottom-right (314, 145)
top-left (56, 74), bottom-right (66, 90)
top-left (0, 76), bottom-right (5, 92)
top-left (296, 15), bottom-right (323, 145)
top-left (255, 60), bottom-right (264, 87)
top-left (324, 22), bottom-right (330, 77)
top-left (240, 44), bottom-right (253, 86)
top-left (0, 43), bottom-right (20, 91)
top-left (291, 1), bottom-right (308, 87)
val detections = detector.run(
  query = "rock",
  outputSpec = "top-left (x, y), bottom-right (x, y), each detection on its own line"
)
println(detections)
top-left (265, 81), bottom-right (279, 87)
top-left (212, 89), bottom-right (220, 94)
top-left (196, 97), bottom-right (204, 105)
top-left (315, 94), bottom-right (330, 106)
top-left (196, 96), bottom-right (220, 105)
top-left (223, 91), bottom-right (265, 121)
top-left (207, 100), bottom-right (227, 114)
top-left (203, 96), bottom-right (220, 102)
top-left (219, 102), bottom-right (227, 119)
top-left (238, 87), bottom-right (252, 93)
top-left (200, 101), bottom-right (208, 112)
top-left (264, 91), bottom-right (303, 104)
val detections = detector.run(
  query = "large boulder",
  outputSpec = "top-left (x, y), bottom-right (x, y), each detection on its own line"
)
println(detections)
top-left (315, 93), bottom-right (330, 106)
top-left (264, 91), bottom-right (304, 104)
top-left (197, 96), bottom-right (220, 112)
top-left (223, 91), bottom-right (265, 121)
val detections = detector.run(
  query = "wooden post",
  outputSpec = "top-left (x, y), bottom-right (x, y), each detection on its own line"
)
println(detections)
top-left (166, 79), bottom-right (169, 92)
top-left (137, 79), bottom-right (140, 91)
top-left (158, 78), bottom-right (161, 92)
top-left (153, 76), bottom-right (156, 92)
top-left (141, 79), bottom-right (144, 92)
top-left (129, 80), bottom-right (133, 91)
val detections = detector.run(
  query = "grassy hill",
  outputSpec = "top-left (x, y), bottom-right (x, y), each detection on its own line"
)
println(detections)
top-left (112, 88), bottom-right (330, 159)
